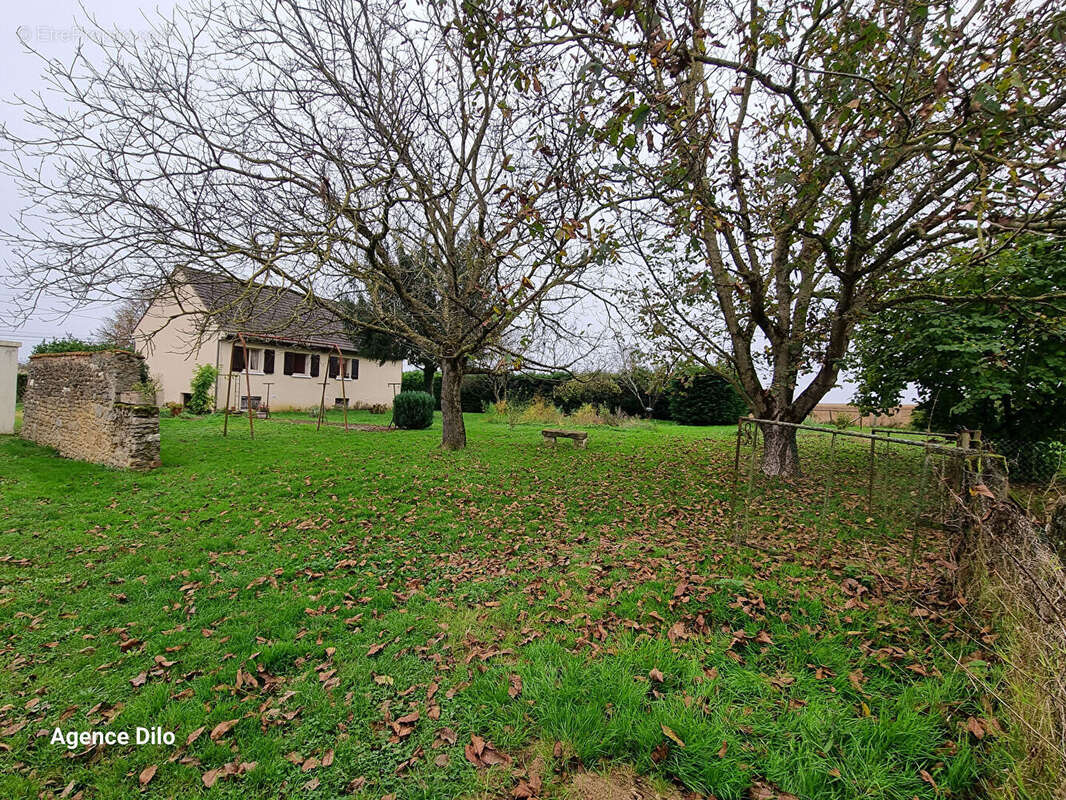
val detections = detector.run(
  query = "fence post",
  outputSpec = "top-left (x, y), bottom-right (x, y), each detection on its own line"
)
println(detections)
top-left (907, 446), bottom-right (932, 585)
top-left (733, 417), bottom-right (744, 490)
top-left (736, 423), bottom-right (760, 545)
top-left (816, 432), bottom-right (839, 558)
top-left (867, 436), bottom-right (876, 514)
top-left (222, 373), bottom-right (232, 437)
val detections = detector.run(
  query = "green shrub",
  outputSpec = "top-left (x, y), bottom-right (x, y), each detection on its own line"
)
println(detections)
top-left (667, 369), bottom-right (748, 426)
top-left (460, 374), bottom-right (494, 412)
top-left (392, 391), bottom-right (435, 430)
top-left (519, 396), bottom-right (563, 425)
top-left (831, 411), bottom-right (855, 430)
top-left (570, 402), bottom-right (606, 426)
top-left (186, 364), bottom-right (218, 414)
top-left (350, 401), bottom-right (389, 414)
top-left (553, 373), bottom-right (622, 413)
top-left (994, 439), bottom-right (1064, 483)
top-left (401, 369), bottom-right (439, 397)
top-left (16, 373), bottom-right (27, 403)
top-left (31, 337), bottom-right (111, 356)
top-left (485, 399), bottom-right (528, 428)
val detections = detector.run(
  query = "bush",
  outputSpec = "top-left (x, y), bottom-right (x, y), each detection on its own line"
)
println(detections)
top-left (460, 374), bottom-right (494, 413)
top-left (570, 402), bottom-right (606, 426)
top-left (400, 370), bottom-right (489, 412)
top-left (392, 391), bottom-right (435, 430)
top-left (402, 369), bottom-right (438, 396)
top-left (667, 369), bottom-right (748, 426)
top-left (994, 439), bottom-right (1064, 484)
top-left (504, 372), bottom-right (567, 404)
top-left (31, 337), bottom-right (111, 356)
top-left (553, 373), bottom-right (622, 413)
top-left (164, 402), bottom-right (183, 417)
top-left (186, 364), bottom-right (218, 414)
top-left (519, 396), bottom-right (563, 425)
top-left (403, 370), bottom-right (573, 413)
top-left (349, 401), bottom-right (389, 414)
top-left (830, 411), bottom-right (855, 430)
top-left (16, 373), bottom-right (27, 403)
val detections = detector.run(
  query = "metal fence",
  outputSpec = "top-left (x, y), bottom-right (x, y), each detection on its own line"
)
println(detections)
top-left (985, 438), bottom-right (1066, 517)
top-left (730, 418), bottom-right (1005, 580)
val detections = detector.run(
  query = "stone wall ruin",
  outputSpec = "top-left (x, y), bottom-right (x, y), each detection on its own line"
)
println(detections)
top-left (21, 350), bottom-right (161, 470)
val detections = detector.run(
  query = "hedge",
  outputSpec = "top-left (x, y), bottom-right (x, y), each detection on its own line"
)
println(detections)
top-left (398, 366), bottom-right (746, 424)
top-left (401, 370), bottom-right (569, 413)
top-left (667, 370), bottom-right (748, 426)
top-left (553, 373), bottom-right (622, 413)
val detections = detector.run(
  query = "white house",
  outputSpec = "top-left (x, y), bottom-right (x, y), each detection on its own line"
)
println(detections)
top-left (133, 267), bottom-right (403, 411)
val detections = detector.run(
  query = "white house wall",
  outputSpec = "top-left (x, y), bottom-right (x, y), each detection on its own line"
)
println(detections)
top-left (133, 288), bottom-right (221, 407)
top-left (135, 291), bottom-right (403, 410)
top-left (218, 342), bottom-right (402, 411)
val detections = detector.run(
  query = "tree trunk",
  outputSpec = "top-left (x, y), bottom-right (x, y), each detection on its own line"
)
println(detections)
top-left (440, 357), bottom-right (466, 451)
top-left (760, 422), bottom-right (800, 478)
top-left (422, 362), bottom-right (436, 395)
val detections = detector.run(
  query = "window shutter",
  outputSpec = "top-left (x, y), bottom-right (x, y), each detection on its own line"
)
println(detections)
top-left (328, 355), bottom-right (339, 379)
top-left (263, 349), bottom-right (275, 375)
top-left (350, 359), bottom-right (360, 380)
top-left (283, 351), bottom-right (294, 376)
top-left (231, 343), bottom-right (245, 373)
top-left (310, 354), bottom-right (320, 378)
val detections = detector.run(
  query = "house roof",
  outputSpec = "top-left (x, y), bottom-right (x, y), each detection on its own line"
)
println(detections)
top-left (179, 267), bottom-right (361, 353)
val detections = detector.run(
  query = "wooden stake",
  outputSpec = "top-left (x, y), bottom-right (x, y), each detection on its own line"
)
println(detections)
top-left (223, 372), bottom-right (232, 437)
top-left (316, 354), bottom-right (328, 431)
top-left (338, 347), bottom-right (349, 432)
top-left (238, 333), bottom-right (254, 440)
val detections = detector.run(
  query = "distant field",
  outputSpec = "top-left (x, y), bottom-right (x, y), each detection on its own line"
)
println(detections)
top-left (0, 413), bottom-right (1009, 799)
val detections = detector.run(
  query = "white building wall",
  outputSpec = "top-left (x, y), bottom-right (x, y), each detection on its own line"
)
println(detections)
top-left (133, 289), bottom-right (222, 407)
top-left (0, 341), bottom-right (20, 434)
top-left (134, 292), bottom-right (403, 411)
top-left (217, 341), bottom-right (401, 411)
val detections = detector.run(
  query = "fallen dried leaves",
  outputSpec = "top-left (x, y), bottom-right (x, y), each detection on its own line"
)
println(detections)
top-left (201, 760), bottom-right (255, 788)
top-left (464, 733), bottom-right (511, 768)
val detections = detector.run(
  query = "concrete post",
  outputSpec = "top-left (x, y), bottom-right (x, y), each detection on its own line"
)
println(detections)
top-left (0, 341), bottom-right (20, 435)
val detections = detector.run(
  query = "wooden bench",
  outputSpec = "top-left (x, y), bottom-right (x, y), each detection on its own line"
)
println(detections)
top-left (541, 429), bottom-right (589, 449)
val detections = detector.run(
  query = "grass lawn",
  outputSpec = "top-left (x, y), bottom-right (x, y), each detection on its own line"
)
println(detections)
top-left (0, 413), bottom-right (1008, 799)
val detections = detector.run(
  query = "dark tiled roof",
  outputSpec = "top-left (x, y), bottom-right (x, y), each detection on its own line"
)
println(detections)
top-left (179, 267), bottom-right (360, 352)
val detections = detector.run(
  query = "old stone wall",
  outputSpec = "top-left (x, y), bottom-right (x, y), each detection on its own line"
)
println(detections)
top-left (22, 350), bottom-right (161, 470)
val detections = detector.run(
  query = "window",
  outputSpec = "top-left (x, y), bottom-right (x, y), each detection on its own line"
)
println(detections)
top-left (284, 352), bottom-right (309, 376)
top-left (263, 349), bottom-right (275, 375)
top-left (231, 343), bottom-right (244, 372)
top-left (230, 344), bottom-right (264, 373)
top-left (334, 397), bottom-right (350, 407)
top-left (310, 354), bottom-right (320, 378)
top-left (239, 395), bottom-right (262, 410)
top-left (329, 355), bottom-right (358, 379)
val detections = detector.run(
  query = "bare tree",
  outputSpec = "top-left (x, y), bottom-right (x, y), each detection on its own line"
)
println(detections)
top-left (547, 0), bottom-right (1066, 474)
top-left (95, 297), bottom-right (150, 350)
top-left (608, 325), bottom-right (681, 417)
top-left (2, 0), bottom-right (606, 449)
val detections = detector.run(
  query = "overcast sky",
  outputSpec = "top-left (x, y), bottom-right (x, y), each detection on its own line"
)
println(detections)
top-left (0, 1), bottom-right (177, 360)
top-left (0, 2), bottom-right (905, 405)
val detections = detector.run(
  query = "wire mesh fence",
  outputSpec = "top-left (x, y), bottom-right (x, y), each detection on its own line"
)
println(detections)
top-left (730, 418), bottom-right (1005, 582)
top-left (985, 438), bottom-right (1066, 518)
